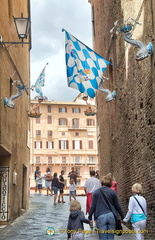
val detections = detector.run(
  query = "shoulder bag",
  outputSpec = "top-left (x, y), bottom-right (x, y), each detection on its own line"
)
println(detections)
top-left (134, 197), bottom-right (147, 216)
top-left (99, 188), bottom-right (122, 236)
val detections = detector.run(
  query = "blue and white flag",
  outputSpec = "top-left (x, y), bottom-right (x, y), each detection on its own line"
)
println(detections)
top-left (63, 29), bottom-right (110, 98)
top-left (33, 63), bottom-right (48, 97)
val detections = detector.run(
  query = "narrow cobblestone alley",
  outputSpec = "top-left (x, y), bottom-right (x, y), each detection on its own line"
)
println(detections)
top-left (0, 194), bottom-right (135, 240)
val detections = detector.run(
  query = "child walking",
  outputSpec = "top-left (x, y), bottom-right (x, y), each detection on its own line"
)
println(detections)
top-left (67, 200), bottom-right (92, 240)
top-left (36, 171), bottom-right (44, 194)
top-left (69, 179), bottom-right (76, 202)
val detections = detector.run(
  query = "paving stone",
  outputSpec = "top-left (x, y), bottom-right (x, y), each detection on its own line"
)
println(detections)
top-left (0, 194), bottom-right (135, 240)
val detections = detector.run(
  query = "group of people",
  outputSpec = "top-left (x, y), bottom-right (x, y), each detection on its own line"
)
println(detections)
top-left (67, 171), bottom-right (147, 240)
top-left (34, 167), bottom-right (147, 240)
top-left (34, 166), bottom-right (79, 205)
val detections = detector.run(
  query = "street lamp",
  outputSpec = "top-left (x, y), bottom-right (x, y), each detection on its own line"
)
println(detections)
top-left (0, 13), bottom-right (30, 46)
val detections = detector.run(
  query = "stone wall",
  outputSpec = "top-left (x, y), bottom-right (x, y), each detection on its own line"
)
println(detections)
top-left (89, 0), bottom-right (155, 238)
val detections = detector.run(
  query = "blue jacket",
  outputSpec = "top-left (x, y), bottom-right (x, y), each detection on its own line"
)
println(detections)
top-left (88, 186), bottom-right (124, 220)
top-left (67, 210), bottom-right (90, 238)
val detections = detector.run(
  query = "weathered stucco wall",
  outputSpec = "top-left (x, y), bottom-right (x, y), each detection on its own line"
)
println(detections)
top-left (89, 0), bottom-right (155, 238)
top-left (0, 0), bottom-right (30, 223)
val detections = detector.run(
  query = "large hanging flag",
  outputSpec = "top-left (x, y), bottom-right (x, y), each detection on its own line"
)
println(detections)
top-left (63, 29), bottom-right (110, 98)
top-left (32, 63), bottom-right (48, 97)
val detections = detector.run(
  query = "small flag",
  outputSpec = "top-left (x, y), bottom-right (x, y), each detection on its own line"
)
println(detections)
top-left (33, 63), bottom-right (48, 97)
top-left (63, 29), bottom-right (110, 98)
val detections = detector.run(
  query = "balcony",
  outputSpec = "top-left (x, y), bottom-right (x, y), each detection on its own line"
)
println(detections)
top-left (68, 125), bottom-right (87, 131)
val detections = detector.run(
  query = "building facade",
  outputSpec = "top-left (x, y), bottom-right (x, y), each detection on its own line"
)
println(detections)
top-left (30, 96), bottom-right (98, 189)
top-left (89, 0), bottom-right (155, 239)
top-left (0, 0), bottom-right (31, 224)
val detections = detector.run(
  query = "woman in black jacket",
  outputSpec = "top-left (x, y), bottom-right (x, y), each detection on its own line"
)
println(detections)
top-left (89, 174), bottom-right (124, 240)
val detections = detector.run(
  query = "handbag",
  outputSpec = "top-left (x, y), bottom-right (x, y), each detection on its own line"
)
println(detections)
top-left (99, 189), bottom-right (123, 236)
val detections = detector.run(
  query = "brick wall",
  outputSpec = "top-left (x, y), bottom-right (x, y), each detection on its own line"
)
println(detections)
top-left (89, 0), bottom-right (155, 238)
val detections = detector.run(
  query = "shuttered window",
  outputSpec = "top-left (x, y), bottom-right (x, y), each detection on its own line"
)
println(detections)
top-left (34, 141), bottom-right (42, 149)
top-left (59, 118), bottom-right (67, 125)
top-left (73, 140), bottom-right (82, 149)
top-left (47, 116), bottom-right (52, 124)
top-left (59, 140), bottom-right (69, 149)
top-left (88, 140), bottom-right (94, 149)
top-left (46, 141), bottom-right (54, 149)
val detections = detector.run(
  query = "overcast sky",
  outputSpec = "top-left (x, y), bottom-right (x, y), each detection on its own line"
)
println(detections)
top-left (30, 0), bottom-right (92, 102)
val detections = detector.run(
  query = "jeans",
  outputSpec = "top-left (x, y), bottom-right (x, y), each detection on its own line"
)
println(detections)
top-left (96, 212), bottom-right (115, 240)
top-left (52, 186), bottom-right (58, 195)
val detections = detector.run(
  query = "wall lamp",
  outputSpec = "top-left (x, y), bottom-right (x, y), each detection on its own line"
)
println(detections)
top-left (0, 13), bottom-right (30, 46)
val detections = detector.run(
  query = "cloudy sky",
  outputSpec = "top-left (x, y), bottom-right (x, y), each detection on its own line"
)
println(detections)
top-left (30, 0), bottom-right (92, 102)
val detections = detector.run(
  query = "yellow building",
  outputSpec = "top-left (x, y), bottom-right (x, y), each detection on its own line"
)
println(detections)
top-left (0, 0), bottom-right (31, 224)
top-left (30, 95), bottom-right (98, 190)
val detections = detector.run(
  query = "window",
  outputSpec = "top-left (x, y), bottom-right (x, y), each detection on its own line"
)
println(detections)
top-left (46, 141), bottom-right (54, 149)
top-left (73, 140), bottom-right (82, 150)
top-left (75, 156), bottom-right (80, 163)
top-left (62, 156), bottom-right (66, 164)
top-left (34, 141), bottom-right (42, 149)
top-left (48, 157), bottom-right (52, 164)
top-left (72, 108), bottom-right (81, 113)
top-left (59, 140), bottom-right (69, 149)
top-left (59, 118), bottom-right (67, 125)
top-left (36, 117), bottom-right (40, 124)
top-left (88, 156), bottom-right (94, 163)
top-left (47, 130), bottom-right (52, 137)
top-left (59, 107), bottom-right (67, 113)
top-left (87, 119), bottom-right (95, 126)
top-left (72, 118), bottom-right (79, 128)
top-left (36, 130), bottom-right (41, 136)
top-left (75, 132), bottom-right (79, 136)
top-left (47, 116), bottom-right (52, 124)
top-left (88, 140), bottom-right (94, 149)
top-left (47, 105), bottom-right (51, 113)
top-left (36, 156), bottom-right (40, 164)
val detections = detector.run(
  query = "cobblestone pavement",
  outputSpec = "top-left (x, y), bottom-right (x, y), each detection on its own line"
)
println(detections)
top-left (0, 193), bottom-right (135, 240)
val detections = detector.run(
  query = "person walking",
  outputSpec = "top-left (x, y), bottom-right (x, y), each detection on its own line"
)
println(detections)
top-left (88, 174), bottom-right (124, 240)
top-left (69, 179), bottom-right (76, 202)
top-left (36, 170), bottom-right (44, 194)
top-left (44, 167), bottom-right (53, 196)
top-left (34, 166), bottom-right (40, 193)
top-left (67, 200), bottom-right (92, 240)
top-left (84, 170), bottom-right (101, 214)
top-left (68, 167), bottom-right (78, 197)
top-left (51, 172), bottom-right (59, 205)
top-left (123, 183), bottom-right (147, 240)
top-left (108, 173), bottom-right (118, 193)
top-left (95, 170), bottom-right (100, 179)
top-left (68, 167), bottom-right (78, 184)
top-left (58, 170), bottom-right (65, 203)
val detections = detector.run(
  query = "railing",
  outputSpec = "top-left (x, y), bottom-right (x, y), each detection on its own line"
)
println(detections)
top-left (67, 125), bottom-right (87, 130)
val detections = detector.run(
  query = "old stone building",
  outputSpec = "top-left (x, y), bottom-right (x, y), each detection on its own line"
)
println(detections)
top-left (29, 95), bottom-right (98, 189)
top-left (0, 0), bottom-right (31, 224)
top-left (89, 0), bottom-right (155, 238)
